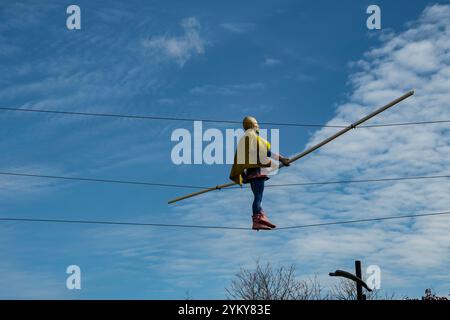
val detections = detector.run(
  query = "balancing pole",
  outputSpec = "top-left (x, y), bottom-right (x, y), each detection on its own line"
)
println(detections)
top-left (168, 90), bottom-right (414, 204)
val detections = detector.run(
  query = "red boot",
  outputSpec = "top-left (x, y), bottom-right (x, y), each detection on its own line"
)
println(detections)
top-left (252, 214), bottom-right (271, 231)
top-left (259, 211), bottom-right (276, 228)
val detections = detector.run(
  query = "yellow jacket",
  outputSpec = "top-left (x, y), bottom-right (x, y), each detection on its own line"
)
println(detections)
top-left (229, 129), bottom-right (271, 184)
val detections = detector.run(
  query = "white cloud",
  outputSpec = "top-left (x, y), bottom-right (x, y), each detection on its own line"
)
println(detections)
top-left (189, 82), bottom-right (265, 95)
top-left (263, 58), bottom-right (282, 67)
top-left (220, 23), bottom-right (256, 34)
top-left (393, 41), bottom-right (440, 73)
top-left (142, 17), bottom-right (206, 67)
top-left (0, 226), bottom-right (69, 299)
top-left (0, 2), bottom-right (55, 32)
top-left (0, 261), bottom-right (68, 299)
top-left (0, 165), bottom-right (70, 200)
top-left (0, 5), bottom-right (173, 197)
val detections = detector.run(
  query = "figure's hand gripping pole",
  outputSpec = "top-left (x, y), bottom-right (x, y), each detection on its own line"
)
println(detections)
top-left (168, 90), bottom-right (414, 204)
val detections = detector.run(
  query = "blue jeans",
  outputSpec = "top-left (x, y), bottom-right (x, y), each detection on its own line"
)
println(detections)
top-left (250, 178), bottom-right (265, 215)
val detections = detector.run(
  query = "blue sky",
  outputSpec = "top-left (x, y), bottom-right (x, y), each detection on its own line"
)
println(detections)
top-left (1, 0), bottom-right (450, 299)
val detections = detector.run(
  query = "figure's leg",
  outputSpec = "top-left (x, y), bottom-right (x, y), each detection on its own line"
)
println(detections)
top-left (254, 178), bottom-right (276, 228)
top-left (250, 180), bottom-right (257, 214)
top-left (252, 178), bottom-right (265, 214)
top-left (250, 179), bottom-right (270, 230)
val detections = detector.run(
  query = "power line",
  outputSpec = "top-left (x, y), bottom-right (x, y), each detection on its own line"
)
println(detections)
top-left (275, 211), bottom-right (450, 230)
top-left (0, 172), bottom-right (206, 189)
top-left (0, 217), bottom-right (250, 230)
top-left (0, 106), bottom-right (335, 127)
top-left (1, 106), bottom-right (449, 128)
top-left (1, 171), bottom-right (449, 189)
top-left (362, 120), bottom-right (450, 128)
top-left (1, 210), bottom-right (449, 231)
top-left (263, 174), bottom-right (450, 188)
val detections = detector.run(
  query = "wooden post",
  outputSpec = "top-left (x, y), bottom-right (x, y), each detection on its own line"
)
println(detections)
top-left (355, 260), bottom-right (364, 300)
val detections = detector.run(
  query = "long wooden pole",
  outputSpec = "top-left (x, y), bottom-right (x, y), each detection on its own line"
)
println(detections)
top-left (168, 182), bottom-right (236, 204)
top-left (288, 90), bottom-right (414, 163)
top-left (168, 90), bottom-right (414, 204)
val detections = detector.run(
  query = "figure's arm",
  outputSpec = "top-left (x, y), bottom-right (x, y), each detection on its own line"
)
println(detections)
top-left (269, 151), bottom-right (290, 166)
top-left (256, 134), bottom-right (290, 167)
